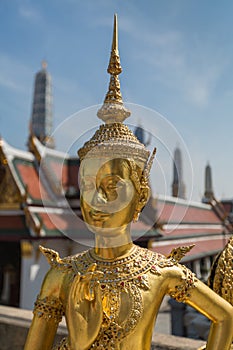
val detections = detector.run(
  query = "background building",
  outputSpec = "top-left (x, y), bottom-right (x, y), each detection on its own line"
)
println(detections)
top-left (30, 61), bottom-right (54, 149)
top-left (172, 146), bottom-right (186, 199)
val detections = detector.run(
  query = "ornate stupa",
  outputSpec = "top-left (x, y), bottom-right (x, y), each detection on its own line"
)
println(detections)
top-left (29, 61), bottom-right (54, 149)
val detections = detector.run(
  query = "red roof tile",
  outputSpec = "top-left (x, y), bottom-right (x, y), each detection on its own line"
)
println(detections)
top-left (49, 160), bottom-right (68, 187)
top-left (36, 211), bottom-right (88, 232)
top-left (157, 201), bottom-right (221, 224)
top-left (16, 163), bottom-right (50, 201)
top-left (42, 156), bottom-right (79, 192)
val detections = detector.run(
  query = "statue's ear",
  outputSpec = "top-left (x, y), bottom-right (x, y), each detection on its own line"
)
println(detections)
top-left (133, 186), bottom-right (150, 222)
top-left (138, 186), bottom-right (150, 210)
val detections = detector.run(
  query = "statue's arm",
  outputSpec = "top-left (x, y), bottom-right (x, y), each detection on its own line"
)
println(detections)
top-left (24, 268), bottom-right (64, 350)
top-left (24, 313), bottom-right (59, 350)
top-left (185, 279), bottom-right (233, 350)
top-left (166, 265), bottom-right (233, 350)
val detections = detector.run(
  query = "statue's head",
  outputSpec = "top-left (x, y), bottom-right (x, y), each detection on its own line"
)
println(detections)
top-left (78, 15), bottom-right (156, 236)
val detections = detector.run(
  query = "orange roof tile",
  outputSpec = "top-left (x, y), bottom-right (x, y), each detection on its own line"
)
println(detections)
top-left (157, 202), bottom-right (221, 224)
top-left (16, 163), bottom-right (50, 201)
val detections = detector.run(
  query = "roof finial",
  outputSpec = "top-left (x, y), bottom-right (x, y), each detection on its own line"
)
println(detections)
top-left (41, 60), bottom-right (47, 70)
top-left (97, 14), bottom-right (131, 124)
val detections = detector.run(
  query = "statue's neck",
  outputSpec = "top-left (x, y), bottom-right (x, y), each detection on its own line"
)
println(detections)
top-left (93, 241), bottom-right (134, 260)
top-left (93, 225), bottom-right (133, 260)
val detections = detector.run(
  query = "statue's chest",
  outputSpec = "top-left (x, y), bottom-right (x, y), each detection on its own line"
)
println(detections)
top-left (71, 247), bottom-right (163, 349)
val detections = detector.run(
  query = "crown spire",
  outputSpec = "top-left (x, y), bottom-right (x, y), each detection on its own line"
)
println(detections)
top-left (107, 14), bottom-right (122, 76)
top-left (97, 14), bottom-right (131, 124)
top-left (112, 14), bottom-right (118, 50)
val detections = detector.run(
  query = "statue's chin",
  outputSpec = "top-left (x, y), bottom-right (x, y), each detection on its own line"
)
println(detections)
top-left (85, 222), bottom-right (131, 239)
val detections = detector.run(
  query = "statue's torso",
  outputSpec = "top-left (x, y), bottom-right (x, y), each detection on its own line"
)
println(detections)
top-left (40, 245), bottom-right (196, 350)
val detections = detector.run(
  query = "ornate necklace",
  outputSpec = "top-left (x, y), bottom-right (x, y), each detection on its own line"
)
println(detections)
top-left (71, 245), bottom-right (162, 350)
top-left (73, 245), bottom-right (162, 287)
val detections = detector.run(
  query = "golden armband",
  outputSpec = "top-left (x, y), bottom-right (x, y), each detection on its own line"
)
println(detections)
top-left (33, 295), bottom-right (64, 324)
top-left (169, 265), bottom-right (197, 302)
top-left (52, 337), bottom-right (69, 350)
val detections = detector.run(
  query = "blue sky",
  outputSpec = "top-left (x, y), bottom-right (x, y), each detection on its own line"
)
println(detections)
top-left (1, 0), bottom-right (233, 201)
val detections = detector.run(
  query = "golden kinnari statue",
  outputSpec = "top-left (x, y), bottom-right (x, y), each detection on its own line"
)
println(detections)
top-left (24, 15), bottom-right (233, 350)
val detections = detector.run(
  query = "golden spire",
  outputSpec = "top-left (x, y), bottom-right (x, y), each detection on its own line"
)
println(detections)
top-left (107, 14), bottom-right (122, 76)
top-left (97, 14), bottom-right (131, 124)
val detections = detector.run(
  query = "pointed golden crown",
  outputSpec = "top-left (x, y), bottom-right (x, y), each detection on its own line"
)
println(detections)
top-left (97, 14), bottom-right (131, 124)
top-left (78, 14), bottom-right (154, 170)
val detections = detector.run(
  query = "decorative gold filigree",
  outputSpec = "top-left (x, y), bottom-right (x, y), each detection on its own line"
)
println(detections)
top-left (169, 265), bottom-right (197, 302)
top-left (0, 143), bottom-right (23, 207)
top-left (89, 282), bottom-right (142, 350)
top-left (208, 236), bottom-right (233, 306)
top-left (47, 244), bottom-right (197, 350)
top-left (78, 123), bottom-right (150, 166)
top-left (157, 249), bottom-right (197, 303)
top-left (33, 295), bottom-right (64, 324)
top-left (52, 338), bottom-right (69, 350)
top-left (50, 246), bottom-right (155, 350)
top-left (0, 166), bottom-right (21, 206)
top-left (141, 148), bottom-right (157, 183)
top-left (97, 14), bottom-right (131, 124)
top-left (104, 75), bottom-right (122, 105)
top-left (166, 244), bottom-right (195, 263)
top-left (39, 245), bottom-right (73, 272)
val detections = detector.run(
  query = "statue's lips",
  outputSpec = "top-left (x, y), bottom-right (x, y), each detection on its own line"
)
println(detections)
top-left (89, 210), bottom-right (110, 221)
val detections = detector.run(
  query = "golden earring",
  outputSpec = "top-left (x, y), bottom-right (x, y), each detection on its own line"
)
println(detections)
top-left (133, 210), bottom-right (140, 222)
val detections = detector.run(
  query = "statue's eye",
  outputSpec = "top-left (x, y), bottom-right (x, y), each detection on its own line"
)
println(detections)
top-left (104, 178), bottom-right (125, 194)
top-left (106, 182), bottom-right (117, 191)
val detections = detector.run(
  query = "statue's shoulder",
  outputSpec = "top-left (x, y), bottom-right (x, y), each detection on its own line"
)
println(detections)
top-left (39, 245), bottom-right (87, 273)
top-left (149, 244), bottom-right (195, 268)
top-left (165, 244), bottom-right (195, 263)
top-left (147, 245), bottom-right (197, 302)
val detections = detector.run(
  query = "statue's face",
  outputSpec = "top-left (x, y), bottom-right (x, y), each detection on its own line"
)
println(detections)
top-left (79, 158), bottom-right (140, 234)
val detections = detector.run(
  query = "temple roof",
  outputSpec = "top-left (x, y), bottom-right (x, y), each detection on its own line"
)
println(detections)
top-left (0, 137), bottom-right (79, 205)
top-left (0, 137), bottom-right (80, 239)
top-left (157, 195), bottom-right (221, 225)
top-left (151, 237), bottom-right (227, 262)
top-left (147, 195), bottom-right (232, 260)
top-left (0, 137), bottom-right (232, 261)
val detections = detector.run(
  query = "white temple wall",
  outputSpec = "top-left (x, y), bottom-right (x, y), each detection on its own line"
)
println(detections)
top-left (19, 239), bottom-right (86, 310)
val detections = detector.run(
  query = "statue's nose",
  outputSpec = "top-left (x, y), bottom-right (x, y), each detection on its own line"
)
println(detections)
top-left (91, 188), bottom-right (107, 206)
